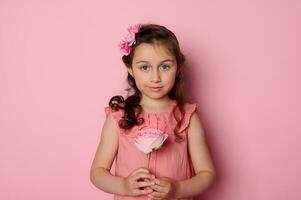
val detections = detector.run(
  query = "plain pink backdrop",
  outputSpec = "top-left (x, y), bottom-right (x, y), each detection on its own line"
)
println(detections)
top-left (0, 0), bottom-right (300, 199)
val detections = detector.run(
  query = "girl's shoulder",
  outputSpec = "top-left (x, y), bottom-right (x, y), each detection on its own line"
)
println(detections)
top-left (104, 104), bottom-right (125, 122)
top-left (104, 104), bottom-right (127, 135)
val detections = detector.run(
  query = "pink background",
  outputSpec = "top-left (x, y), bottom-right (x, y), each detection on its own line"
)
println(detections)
top-left (1, 0), bottom-right (300, 199)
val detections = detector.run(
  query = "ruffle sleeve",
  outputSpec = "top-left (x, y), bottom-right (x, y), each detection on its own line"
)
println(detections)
top-left (177, 103), bottom-right (197, 133)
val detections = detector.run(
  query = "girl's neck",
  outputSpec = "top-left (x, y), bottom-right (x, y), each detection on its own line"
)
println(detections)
top-left (139, 97), bottom-right (175, 114)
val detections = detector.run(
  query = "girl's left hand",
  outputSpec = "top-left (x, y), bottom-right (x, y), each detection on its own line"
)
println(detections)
top-left (147, 177), bottom-right (177, 200)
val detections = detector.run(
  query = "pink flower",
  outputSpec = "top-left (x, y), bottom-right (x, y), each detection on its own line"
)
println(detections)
top-left (134, 128), bottom-right (168, 154)
top-left (128, 24), bottom-right (142, 35)
top-left (118, 38), bottom-right (132, 56)
top-left (118, 23), bottom-right (142, 55)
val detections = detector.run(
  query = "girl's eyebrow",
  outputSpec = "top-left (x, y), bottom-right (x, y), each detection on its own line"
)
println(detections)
top-left (135, 59), bottom-right (175, 64)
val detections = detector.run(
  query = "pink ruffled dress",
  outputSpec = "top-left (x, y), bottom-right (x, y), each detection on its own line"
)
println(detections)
top-left (105, 100), bottom-right (197, 200)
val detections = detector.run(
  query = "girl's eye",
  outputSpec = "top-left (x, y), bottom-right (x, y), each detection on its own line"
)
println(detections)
top-left (139, 65), bottom-right (149, 71)
top-left (160, 64), bottom-right (170, 71)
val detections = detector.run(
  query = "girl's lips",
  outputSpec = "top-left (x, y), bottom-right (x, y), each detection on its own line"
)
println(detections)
top-left (149, 86), bottom-right (163, 92)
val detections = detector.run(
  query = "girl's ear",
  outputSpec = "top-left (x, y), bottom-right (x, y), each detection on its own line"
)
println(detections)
top-left (176, 65), bottom-right (182, 76)
top-left (127, 67), bottom-right (134, 78)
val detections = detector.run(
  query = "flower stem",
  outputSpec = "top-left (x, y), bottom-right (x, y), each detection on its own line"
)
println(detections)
top-left (147, 152), bottom-right (152, 169)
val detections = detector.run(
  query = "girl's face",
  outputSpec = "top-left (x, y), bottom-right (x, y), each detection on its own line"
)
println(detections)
top-left (128, 43), bottom-right (177, 102)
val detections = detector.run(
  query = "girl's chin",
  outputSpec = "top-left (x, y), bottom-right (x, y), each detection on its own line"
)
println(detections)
top-left (142, 93), bottom-right (170, 100)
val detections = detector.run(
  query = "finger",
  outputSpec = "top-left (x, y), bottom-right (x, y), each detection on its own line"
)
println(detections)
top-left (148, 196), bottom-right (162, 200)
top-left (131, 167), bottom-right (151, 176)
top-left (148, 191), bottom-right (164, 199)
top-left (134, 180), bottom-right (155, 189)
top-left (135, 167), bottom-right (151, 174)
top-left (149, 184), bottom-right (166, 193)
top-left (154, 179), bottom-right (167, 186)
top-left (132, 172), bottom-right (155, 182)
top-left (133, 187), bottom-right (153, 196)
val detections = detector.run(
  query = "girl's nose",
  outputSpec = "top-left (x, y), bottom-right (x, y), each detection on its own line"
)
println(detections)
top-left (150, 69), bottom-right (161, 82)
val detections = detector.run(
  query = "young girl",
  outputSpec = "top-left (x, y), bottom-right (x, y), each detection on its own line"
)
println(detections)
top-left (90, 23), bottom-right (216, 200)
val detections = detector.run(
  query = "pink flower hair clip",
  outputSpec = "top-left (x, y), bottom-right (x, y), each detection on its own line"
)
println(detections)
top-left (118, 24), bottom-right (142, 56)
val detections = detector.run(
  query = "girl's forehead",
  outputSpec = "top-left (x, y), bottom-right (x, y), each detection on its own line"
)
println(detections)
top-left (133, 43), bottom-right (175, 62)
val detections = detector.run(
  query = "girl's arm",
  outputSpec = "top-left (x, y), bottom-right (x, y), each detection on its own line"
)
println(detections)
top-left (174, 112), bottom-right (216, 198)
top-left (90, 113), bottom-right (155, 196)
top-left (89, 113), bottom-right (126, 195)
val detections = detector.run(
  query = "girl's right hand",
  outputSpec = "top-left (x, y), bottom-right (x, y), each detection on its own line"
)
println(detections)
top-left (122, 167), bottom-right (155, 196)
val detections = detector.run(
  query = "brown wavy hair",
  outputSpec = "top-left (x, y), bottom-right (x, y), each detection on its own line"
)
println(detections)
top-left (109, 24), bottom-right (186, 142)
